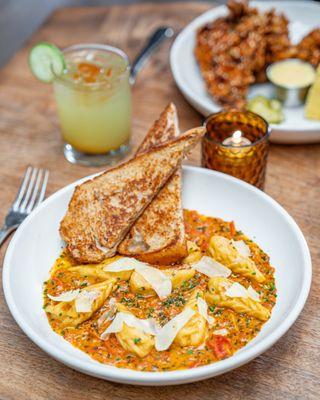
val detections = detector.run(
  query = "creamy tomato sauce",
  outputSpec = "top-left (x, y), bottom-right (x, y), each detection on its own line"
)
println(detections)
top-left (43, 210), bottom-right (276, 371)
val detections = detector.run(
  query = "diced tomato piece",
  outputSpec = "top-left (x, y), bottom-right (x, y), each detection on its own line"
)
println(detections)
top-left (189, 360), bottom-right (203, 368)
top-left (230, 221), bottom-right (236, 237)
top-left (207, 335), bottom-right (231, 360)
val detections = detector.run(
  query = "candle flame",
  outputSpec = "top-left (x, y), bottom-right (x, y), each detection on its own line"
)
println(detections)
top-left (232, 130), bottom-right (242, 145)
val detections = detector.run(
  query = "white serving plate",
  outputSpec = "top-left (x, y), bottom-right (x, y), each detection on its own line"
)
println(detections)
top-left (3, 166), bottom-right (311, 385)
top-left (170, 1), bottom-right (320, 144)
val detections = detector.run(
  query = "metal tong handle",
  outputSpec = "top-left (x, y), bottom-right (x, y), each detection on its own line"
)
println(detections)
top-left (130, 26), bottom-right (174, 84)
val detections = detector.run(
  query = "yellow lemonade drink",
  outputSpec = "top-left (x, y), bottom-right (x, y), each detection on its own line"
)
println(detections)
top-left (53, 44), bottom-right (131, 165)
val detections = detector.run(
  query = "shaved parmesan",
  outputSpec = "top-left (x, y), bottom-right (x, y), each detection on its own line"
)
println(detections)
top-left (196, 342), bottom-right (206, 350)
top-left (109, 297), bottom-right (117, 308)
top-left (213, 328), bottom-right (228, 336)
top-left (232, 240), bottom-right (251, 257)
top-left (225, 282), bottom-right (260, 302)
top-left (135, 264), bottom-right (172, 300)
top-left (97, 298), bottom-right (117, 327)
top-left (247, 286), bottom-right (261, 302)
top-left (155, 308), bottom-right (195, 351)
top-left (47, 285), bottom-right (110, 314)
top-left (221, 280), bottom-right (230, 290)
top-left (75, 290), bottom-right (100, 313)
top-left (47, 289), bottom-right (80, 302)
top-left (103, 257), bottom-right (139, 272)
top-left (197, 297), bottom-right (215, 326)
top-left (104, 257), bottom-right (172, 299)
top-left (225, 282), bottom-right (249, 298)
top-left (100, 312), bottom-right (159, 340)
top-left (193, 256), bottom-right (231, 278)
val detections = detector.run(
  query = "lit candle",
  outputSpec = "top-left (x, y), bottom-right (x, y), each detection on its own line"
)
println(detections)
top-left (202, 110), bottom-right (270, 189)
top-left (222, 130), bottom-right (252, 147)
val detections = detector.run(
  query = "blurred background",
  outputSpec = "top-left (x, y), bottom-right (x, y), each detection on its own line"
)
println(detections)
top-left (0, 0), bottom-right (245, 68)
top-left (0, 0), bottom-right (311, 68)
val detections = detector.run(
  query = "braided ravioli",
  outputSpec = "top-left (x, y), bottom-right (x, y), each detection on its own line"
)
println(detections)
top-left (208, 236), bottom-right (265, 283)
top-left (206, 277), bottom-right (270, 321)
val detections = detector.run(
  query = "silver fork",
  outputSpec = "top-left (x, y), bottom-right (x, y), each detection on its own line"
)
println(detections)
top-left (0, 166), bottom-right (49, 247)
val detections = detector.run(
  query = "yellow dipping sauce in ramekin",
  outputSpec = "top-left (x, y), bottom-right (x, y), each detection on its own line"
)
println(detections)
top-left (267, 59), bottom-right (315, 88)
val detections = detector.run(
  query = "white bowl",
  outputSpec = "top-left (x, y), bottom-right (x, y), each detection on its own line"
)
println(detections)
top-left (3, 166), bottom-right (311, 385)
top-left (170, 1), bottom-right (320, 144)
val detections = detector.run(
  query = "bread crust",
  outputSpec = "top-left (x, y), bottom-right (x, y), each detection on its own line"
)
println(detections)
top-left (118, 104), bottom-right (188, 264)
top-left (60, 126), bottom-right (204, 263)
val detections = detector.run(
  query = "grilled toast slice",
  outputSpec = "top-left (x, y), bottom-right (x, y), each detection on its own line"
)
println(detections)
top-left (119, 171), bottom-right (187, 265)
top-left (118, 103), bottom-right (187, 264)
top-left (60, 127), bottom-right (204, 263)
top-left (136, 103), bottom-right (179, 154)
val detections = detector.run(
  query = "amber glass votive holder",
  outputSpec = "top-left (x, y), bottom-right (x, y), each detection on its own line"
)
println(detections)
top-left (202, 110), bottom-right (270, 190)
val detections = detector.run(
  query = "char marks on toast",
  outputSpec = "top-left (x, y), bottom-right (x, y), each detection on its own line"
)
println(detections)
top-left (60, 127), bottom-right (204, 263)
top-left (118, 103), bottom-right (188, 264)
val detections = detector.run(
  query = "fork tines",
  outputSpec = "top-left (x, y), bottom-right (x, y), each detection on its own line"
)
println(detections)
top-left (13, 166), bottom-right (49, 214)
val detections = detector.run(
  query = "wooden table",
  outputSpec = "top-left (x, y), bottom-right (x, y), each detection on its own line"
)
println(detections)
top-left (0, 3), bottom-right (319, 399)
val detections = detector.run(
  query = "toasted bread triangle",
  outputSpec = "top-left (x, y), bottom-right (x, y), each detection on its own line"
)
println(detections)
top-left (118, 103), bottom-right (188, 264)
top-left (60, 127), bottom-right (204, 263)
top-left (136, 103), bottom-right (179, 154)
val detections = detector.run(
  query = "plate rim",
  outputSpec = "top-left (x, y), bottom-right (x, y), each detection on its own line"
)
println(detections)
top-left (2, 166), bottom-right (312, 385)
top-left (170, 0), bottom-right (320, 135)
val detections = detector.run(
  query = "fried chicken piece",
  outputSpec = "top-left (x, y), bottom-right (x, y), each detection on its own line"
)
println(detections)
top-left (264, 10), bottom-right (295, 63)
top-left (253, 10), bottom-right (295, 82)
top-left (195, 1), bottom-right (296, 107)
top-left (195, 0), bottom-right (265, 109)
top-left (297, 29), bottom-right (320, 67)
top-left (195, 0), bottom-right (319, 109)
top-left (227, 0), bottom-right (251, 19)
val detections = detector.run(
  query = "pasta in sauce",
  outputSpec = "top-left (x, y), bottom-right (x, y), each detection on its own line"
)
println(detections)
top-left (43, 210), bottom-right (276, 372)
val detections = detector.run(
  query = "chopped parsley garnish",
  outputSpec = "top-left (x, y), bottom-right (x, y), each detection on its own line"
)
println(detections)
top-left (269, 282), bottom-right (276, 291)
top-left (163, 295), bottom-right (186, 308)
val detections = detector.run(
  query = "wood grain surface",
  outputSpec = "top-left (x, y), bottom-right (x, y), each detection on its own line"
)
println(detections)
top-left (0, 2), bottom-right (319, 399)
